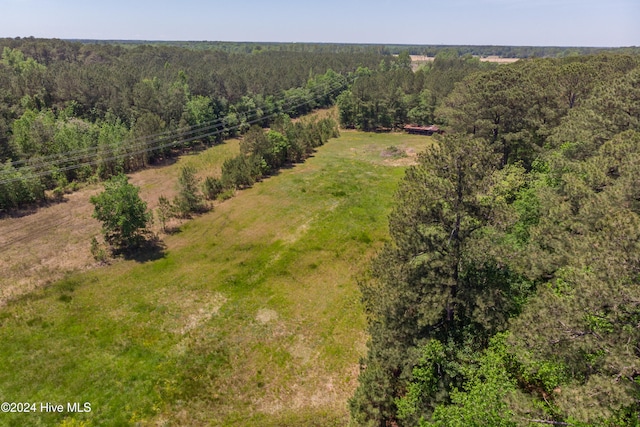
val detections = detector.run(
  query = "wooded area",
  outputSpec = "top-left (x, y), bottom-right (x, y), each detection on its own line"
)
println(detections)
top-left (0, 38), bottom-right (381, 210)
top-left (336, 52), bottom-right (497, 131)
top-left (69, 39), bottom-right (640, 57)
top-left (347, 53), bottom-right (640, 426)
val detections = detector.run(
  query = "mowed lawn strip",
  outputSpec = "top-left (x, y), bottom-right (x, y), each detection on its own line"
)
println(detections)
top-left (0, 131), bottom-right (432, 426)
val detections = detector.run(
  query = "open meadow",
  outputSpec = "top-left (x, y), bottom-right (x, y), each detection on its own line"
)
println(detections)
top-left (0, 129), bottom-right (432, 426)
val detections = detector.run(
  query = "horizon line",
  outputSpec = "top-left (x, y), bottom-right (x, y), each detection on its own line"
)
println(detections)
top-left (1, 36), bottom-right (636, 50)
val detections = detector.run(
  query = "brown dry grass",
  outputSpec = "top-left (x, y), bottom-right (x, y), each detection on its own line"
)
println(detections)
top-left (479, 55), bottom-right (520, 63)
top-left (0, 186), bottom-right (100, 305)
top-left (0, 141), bottom-right (240, 307)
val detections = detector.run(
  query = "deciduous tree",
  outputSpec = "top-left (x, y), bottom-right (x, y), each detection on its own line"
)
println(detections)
top-left (90, 173), bottom-right (151, 251)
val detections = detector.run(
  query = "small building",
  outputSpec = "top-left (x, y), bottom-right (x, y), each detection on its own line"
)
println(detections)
top-left (404, 124), bottom-right (443, 136)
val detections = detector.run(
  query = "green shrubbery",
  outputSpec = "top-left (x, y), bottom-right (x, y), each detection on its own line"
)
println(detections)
top-left (220, 116), bottom-right (339, 193)
top-left (0, 39), bottom-right (367, 210)
top-left (89, 174), bottom-right (151, 252)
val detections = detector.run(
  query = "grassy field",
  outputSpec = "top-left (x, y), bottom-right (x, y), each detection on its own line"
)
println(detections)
top-left (0, 129), bottom-right (432, 426)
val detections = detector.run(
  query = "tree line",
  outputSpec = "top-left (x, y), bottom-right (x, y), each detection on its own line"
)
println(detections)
top-left (337, 52), bottom-right (498, 131)
top-left (90, 114), bottom-right (339, 256)
top-left (382, 45), bottom-right (640, 58)
top-left (0, 38), bottom-right (384, 211)
top-left (350, 53), bottom-right (640, 426)
top-left (69, 38), bottom-right (640, 58)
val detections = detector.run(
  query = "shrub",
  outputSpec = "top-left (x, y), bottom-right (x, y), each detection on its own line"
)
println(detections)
top-left (156, 195), bottom-right (174, 232)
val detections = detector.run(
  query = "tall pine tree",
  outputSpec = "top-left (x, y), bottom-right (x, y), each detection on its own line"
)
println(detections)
top-left (351, 134), bottom-right (518, 425)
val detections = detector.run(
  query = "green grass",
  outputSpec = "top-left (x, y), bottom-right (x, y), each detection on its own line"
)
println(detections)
top-left (0, 130), bottom-right (431, 426)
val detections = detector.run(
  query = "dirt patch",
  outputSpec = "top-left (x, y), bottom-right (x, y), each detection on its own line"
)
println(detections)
top-left (256, 308), bottom-right (278, 324)
top-left (479, 55), bottom-right (520, 63)
top-left (167, 290), bottom-right (227, 335)
top-left (410, 55), bottom-right (435, 70)
top-left (0, 186), bottom-right (101, 306)
top-left (288, 334), bottom-right (315, 365)
top-left (254, 364), bottom-right (358, 419)
top-left (410, 55), bottom-right (435, 62)
top-left (410, 54), bottom-right (519, 70)
top-left (382, 145), bottom-right (419, 167)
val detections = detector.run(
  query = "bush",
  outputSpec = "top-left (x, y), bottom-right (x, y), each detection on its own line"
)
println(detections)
top-left (0, 162), bottom-right (45, 210)
top-left (218, 188), bottom-right (235, 201)
top-left (90, 236), bottom-right (109, 263)
top-left (156, 195), bottom-right (174, 232)
top-left (221, 155), bottom-right (256, 190)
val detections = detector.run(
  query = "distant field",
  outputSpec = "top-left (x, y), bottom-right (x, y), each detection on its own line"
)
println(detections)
top-left (0, 128), bottom-right (432, 425)
top-left (409, 54), bottom-right (520, 69)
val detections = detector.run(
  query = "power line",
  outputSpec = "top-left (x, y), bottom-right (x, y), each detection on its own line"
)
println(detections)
top-left (0, 78), bottom-right (351, 249)
top-left (2, 77), bottom-right (349, 172)
top-left (0, 76), bottom-right (352, 185)
top-left (1, 78), bottom-right (349, 184)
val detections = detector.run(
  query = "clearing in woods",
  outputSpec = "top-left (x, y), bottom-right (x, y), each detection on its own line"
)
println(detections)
top-left (409, 54), bottom-right (520, 69)
top-left (0, 127), bottom-right (432, 425)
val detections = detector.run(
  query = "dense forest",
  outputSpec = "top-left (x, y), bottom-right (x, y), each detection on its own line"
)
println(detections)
top-left (0, 38), bottom-right (384, 210)
top-left (336, 52), bottom-right (498, 131)
top-left (72, 39), bottom-right (640, 57)
top-left (346, 53), bottom-right (640, 426)
top-left (2, 38), bottom-right (636, 213)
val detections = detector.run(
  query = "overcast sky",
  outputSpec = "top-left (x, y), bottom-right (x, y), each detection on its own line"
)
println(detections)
top-left (1, 0), bottom-right (638, 47)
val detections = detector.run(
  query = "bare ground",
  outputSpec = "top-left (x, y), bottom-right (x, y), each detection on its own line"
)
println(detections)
top-left (0, 187), bottom-right (100, 305)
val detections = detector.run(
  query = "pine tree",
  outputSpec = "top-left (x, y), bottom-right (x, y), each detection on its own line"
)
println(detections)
top-left (351, 134), bottom-right (508, 425)
top-left (174, 165), bottom-right (204, 217)
top-left (508, 130), bottom-right (640, 424)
